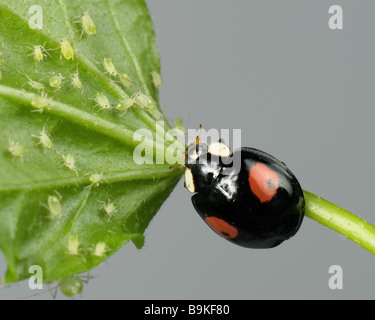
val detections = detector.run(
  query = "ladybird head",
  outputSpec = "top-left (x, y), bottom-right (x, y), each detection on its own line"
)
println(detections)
top-left (184, 137), bottom-right (232, 194)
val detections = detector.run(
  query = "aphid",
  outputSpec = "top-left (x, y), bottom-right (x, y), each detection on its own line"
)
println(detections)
top-left (8, 140), bottom-right (26, 159)
top-left (118, 72), bottom-right (134, 87)
top-left (67, 236), bottom-right (80, 256)
top-left (32, 125), bottom-right (53, 149)
top-left (115, 97), bottom-right (135, 112)
top-left (49, 73), bottom-right (64, 90)
top-left (89, 173), bottom-right (104, 187)
top-left (133, 91), bottom-right (154, 110)
top-left (31, 94), bottom-right (51, 113)
top-left (58, 276), bottom-right (83, 297)
top-left (47, 193), bottom-right (63, 218)
top-left (60, 38), bottom-right (74, 60)
top-left (79, 11), bottom-right (96, 37)
top-left (103, 58), bottom-right (118, 76)
top-left (71, 72), bottom-right (83, 91)
top-left (27, 43), bottom-right (51, 61)
top-left (58, 152), bottom-right (79, 176)
top-left (98, 200), bottom-right (117, 218)
top-left (21, 71), bottom-right (45, 92)
top-left (93, 93), bottom-right (111, 110)
top-left (93, 242), bottom-right (108, 257)
top-left (151, 71), bottom-right (162, 89)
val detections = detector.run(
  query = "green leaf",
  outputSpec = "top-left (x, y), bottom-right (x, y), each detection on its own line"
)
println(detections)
top-left (0, 0), bottom-right (184, 283)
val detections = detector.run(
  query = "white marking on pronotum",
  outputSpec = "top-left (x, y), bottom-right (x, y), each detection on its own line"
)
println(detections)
top-left (208, 142), bottom-right (231, 158)
top-left (184, 168), bottom-right (195, 193)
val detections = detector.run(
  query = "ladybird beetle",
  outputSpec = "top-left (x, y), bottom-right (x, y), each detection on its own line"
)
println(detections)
top-left (184, 139), bottom-right (305, 249)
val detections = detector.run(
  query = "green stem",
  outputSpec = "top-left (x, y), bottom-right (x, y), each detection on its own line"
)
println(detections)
top-left (304, 190), bottom-right (375, 255)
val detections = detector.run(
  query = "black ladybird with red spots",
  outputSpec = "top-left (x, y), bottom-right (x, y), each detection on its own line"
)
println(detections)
top-left (184, 141), bottom-right (305, 248)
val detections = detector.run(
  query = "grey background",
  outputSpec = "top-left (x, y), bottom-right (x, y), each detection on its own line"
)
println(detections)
top-left (1, 0), bottom-right (375, 299)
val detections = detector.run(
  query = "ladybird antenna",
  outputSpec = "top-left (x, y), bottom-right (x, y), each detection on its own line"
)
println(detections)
top-left (196, 124), bottom-right (203, 145)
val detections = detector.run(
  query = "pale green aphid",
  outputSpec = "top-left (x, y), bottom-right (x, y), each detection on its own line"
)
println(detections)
top-left (151, 71), bottom-right (162, 89)
top-left (81, 11), bottom-right (96, 36)
top-left (116, 97), bottom-right (135, 111)
top-left (58, 276), bottom-right (83, 297)
top-left (93, 242), bottom-right (107, 257)
top-left (99, 200), bottom-right (117, 217)
top-left (67, 236), bottom-right (80, 255)
top-left (28, 43), bottom-right (51, 61)
top-left (22, 71), bottom-right (45, 92)
top-left (103, 58), bottom-right (118, 76)
top-left (118, 72), bottom-right (134, 87)
top-left (8, 140), bottom-right (26, 158)
top-left (133, 91), bottom-right (154, 110)
top-left (90, 173), bottom-right (104, 186)
top-left (94, 93), bottom-right (111, 110)
top-left (59, 153), bottom-right (79, 176)
top-left (48, 195), bottom-right (63, 218)
top-left (60, 38), bottom-right (74, 60)
top-left (71, 72), bottom-right (83, 90)
top-left (33, 125), bottom-right (53, 149)
top-left (49, 73), bottom-right (64, 89)
top-left (31, 95), bottom-right (51, 113)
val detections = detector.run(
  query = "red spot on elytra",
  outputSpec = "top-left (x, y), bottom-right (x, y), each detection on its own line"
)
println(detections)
top-left (248, 163), bottom-right (279, 203)
top-left (205, 216), bottom-right (238, 239)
